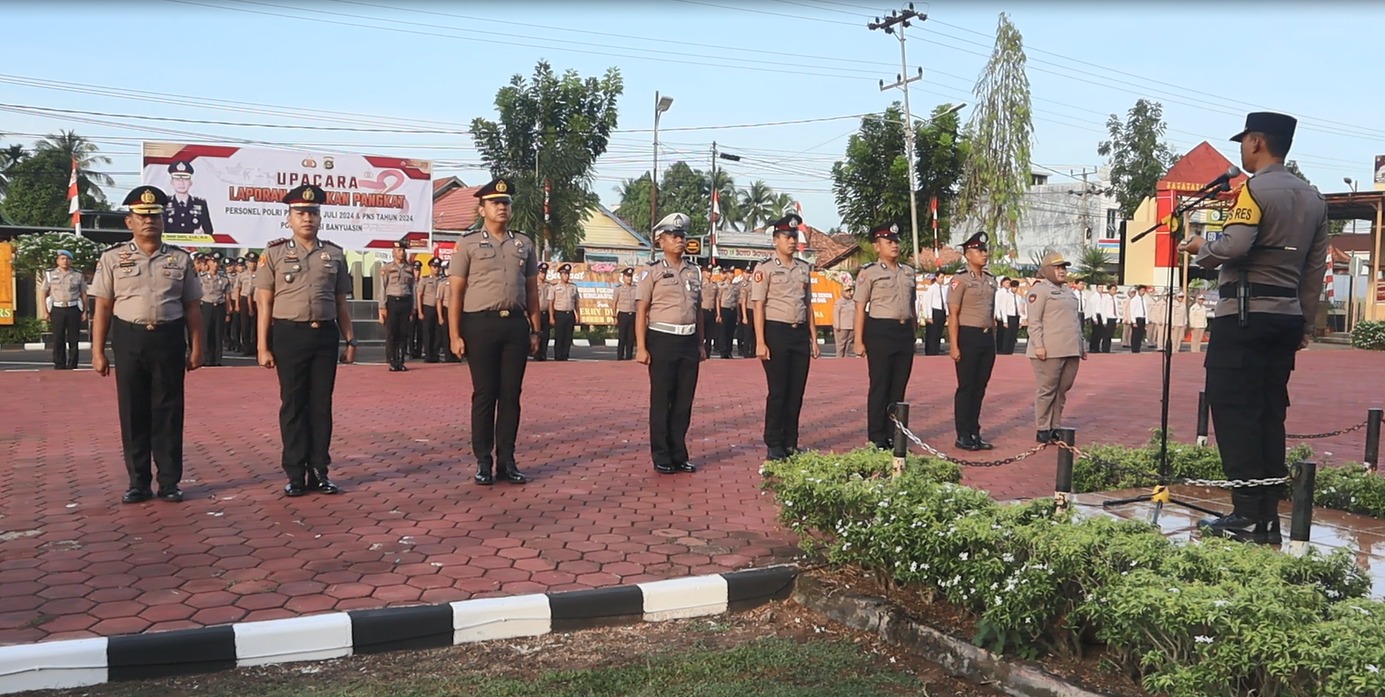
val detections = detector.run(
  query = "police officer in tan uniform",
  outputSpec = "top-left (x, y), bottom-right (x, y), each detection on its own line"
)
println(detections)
top-left (636, 212), bottom-right (704, 474)
top-left (853, 222), bottom-right (917, 450)
top-left (751, 213), bottom-right (819, 461)
top-left (409, 259), bottom-right (425, 359)
top-left (550, 263), bottom-right (580, 361)
top-left (418, 257), bottom-right (444, 362)
top-left (448, 177), bottom-right (541, 485)
top-left (255, 184), bottom-right (358, 497)
top-left (613, 267), bottom-right (637, 360)
top-left (737, 270), bottom-right (756, 358)
top-left (700, 268), bottom-right (719, 356)
top-left (39, 249), bottom-right (88, 370)
top-left (436, 261), bottom-right (460, 362)
top-left (89, 185), bottom-right (203, 504)
top-left (198, 255), bottom-right (232, 367)
top-left (948, 231), bottom-right (998, 451)
top-left (1179, 111), bottom-right (1329, 544)
top-left (717, 270), bottom-right (740, 358)
top-left (377, 240), bottom-right (415, 372)
top-left (534, 263), bottom-right (552, 361)
top-left (1026, 252), bottom-right (1086, 443)
top-left (833, 286), bottom-right (855, 358)
top-left (236, 252), bottom-right (260, 356)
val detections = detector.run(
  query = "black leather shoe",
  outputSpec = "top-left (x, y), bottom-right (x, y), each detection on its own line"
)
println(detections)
top-left (873, 441), bottom-right (892, 451)
top-left (157, 488), bottom-right (184, 503)
top-left (283, 481), bottom-right (307, 497)
top-left (309, 474), bottom-right (341, 495)
top-left (766, 447), bottom-right (790, 461)
top-left (1036, 430), bottom-right (1052, 444)
top-left (121, 488), bottom-right (153, 504)
top-left (654, 463), bottom-right (678, 474)
top-left (475, 463), bottom-right (495, 485)
top-left (972, 435), bottom-right (994, 450)
top-left (954, 437), bottom-right (979, 451)
top-left (1197, 513), bottom-right (1260, 542)
top-left (500, 467), bottom-right (528, 484)
top-left (674, 462), bottom-right (697, 473)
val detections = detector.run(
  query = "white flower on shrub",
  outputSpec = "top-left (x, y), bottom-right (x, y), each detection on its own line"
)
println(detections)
top-left (1368, 665), bottom-right (1379, 673)
top-left (959, 552), bottom-right (969, 561)
top-left (1195, 635), bottom-right (1214, 644)
top-left (1001, 553), bottom-right (1015, 563)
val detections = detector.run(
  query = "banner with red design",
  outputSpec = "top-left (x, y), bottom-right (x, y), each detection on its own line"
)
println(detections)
top-left (141, 142), bottom-right (432, 251)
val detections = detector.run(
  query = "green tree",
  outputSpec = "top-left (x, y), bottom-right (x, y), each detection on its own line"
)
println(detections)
top-left (738, 180), bottom-right (777, 231)
top-left (615, 163), bottom-right (712, 236)
top-left (956, 13), bottom-right (1033, 258)
top-left (36, 130), bottom-right (112, 208)
top-left (1097, 99), bottom-right (1177, 220)
top-left (831, 106), bottom-right (909, 240)
top-left (13, 231), bottom-right (103, 277)
top-left (471, 61), bottom-right (624, 260)
top-left (915, 103), bottom-right (971, 249)
top-left (709, 169), bottom-right (742, 230)
top-left (0, 142), bottom-right (27, 197)
top-left (0, 148), bottom-right (72, 227)
top-left (1075, 245), bottom-right (1115, 285)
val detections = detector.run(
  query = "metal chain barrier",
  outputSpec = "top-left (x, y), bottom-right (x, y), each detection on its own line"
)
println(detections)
top-left (890, 416), bottom-right (1067, 469)
top-left (1286, 419), bottom-right (1368, 440)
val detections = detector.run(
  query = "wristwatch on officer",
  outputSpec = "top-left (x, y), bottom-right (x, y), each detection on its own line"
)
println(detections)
top-left (346, 338), bottom-right (359, 347)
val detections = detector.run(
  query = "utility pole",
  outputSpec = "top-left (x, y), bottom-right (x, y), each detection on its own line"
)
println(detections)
top-left (711, 142), bottom-right (740, 268)
top-left (870, 3), bottom-right (926, 265)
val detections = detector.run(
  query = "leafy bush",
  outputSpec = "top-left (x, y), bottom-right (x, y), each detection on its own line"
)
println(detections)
top-left (0, 317), bottom-right (46, 344)
top-left (1351, 320), bottom-right (1385, 350)
top-left (1316, 464), bottom-right (1385, 519)
top-left (764, 448), bottom-right (1384, 696)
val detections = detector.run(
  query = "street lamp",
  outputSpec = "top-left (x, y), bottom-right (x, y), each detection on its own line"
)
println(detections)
top-left (651, 92), bottom-right (674, 251)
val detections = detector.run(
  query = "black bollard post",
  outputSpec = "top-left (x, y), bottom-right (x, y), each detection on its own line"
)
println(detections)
top-left (1365, 408), bottom-right (1382, 474)
top-left (1196, 391), bottom-right (1210, 447)
top-left (892, 403), bottom-right (910, 478)
top-left (1288, 461), bottom-right (1317, 557)
top-left (1054, 428), bottom-right (1077, 515)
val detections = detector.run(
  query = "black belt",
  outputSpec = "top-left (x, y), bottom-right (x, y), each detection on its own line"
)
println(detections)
top-left (201, 301), bottom-right (225, 306)
top-left (866, 316), bottom-right (913, 325)
top-left (767, 319), bottom-right (810, 329)
top-left (117, 317), bottom-right (185, 332)
top-left (386, 295), bottom-right (411, 301)
top-left (465, 309), bottom-right (526, 318)
top-left (960, 325), bottom-right (992, 334)
top-left (1219, 282), bottom-right (1297, 298)
top-left (273, 319), bottom-right (338, 329)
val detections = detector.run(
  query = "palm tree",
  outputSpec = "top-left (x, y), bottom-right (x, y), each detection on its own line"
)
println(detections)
top-left (0, 142), bottom-right (26, 196)
top-left (708, 169), bottom-right (742, 230)
top-left (738, 180), bottom-right (776, 231)
top-left (37, 130), bottom-right (113, 206)
top-left (1075, 245), bottom-right (1114, 284)
top-left (772, 193), bottom-right (795, 220)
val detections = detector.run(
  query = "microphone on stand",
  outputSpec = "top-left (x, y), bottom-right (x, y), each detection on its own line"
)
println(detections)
top-left (1130, 167), bottom-right (1244, 244)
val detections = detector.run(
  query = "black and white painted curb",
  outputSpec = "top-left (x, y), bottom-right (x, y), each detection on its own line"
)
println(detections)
top-left (0, 565), bottom-right (797, 695)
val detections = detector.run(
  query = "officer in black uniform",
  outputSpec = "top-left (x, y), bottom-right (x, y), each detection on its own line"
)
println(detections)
top-left (254, 184), bottom-right (358, 497)
top-left (164, 160), bottom-right (215, 236)
top-left (448, 177), bottom-right (540, 485)
top-left (612, 267), bottom-right (637, 360)
top-left (635, 212), bottom-right (704, 474)
top-left (751, 213), bottom-right (819, 461)
top-left (1179, 112), bottom-right (1329, 544)
top-left (88, 186), bottom-right (204, 504)
top-left (852, 222), bottom-right (917, 450)
top-left (948, 231), bottom-right (999, 451)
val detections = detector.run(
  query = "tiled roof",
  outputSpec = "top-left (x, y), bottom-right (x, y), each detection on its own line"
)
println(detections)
top-left (1159, 142), bottom-right (1246, 192)
top-left (432, 185), bottom-right (481, 231)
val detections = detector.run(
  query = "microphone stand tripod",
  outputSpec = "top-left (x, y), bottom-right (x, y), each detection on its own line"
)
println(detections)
top-left (1102, 183), bottom-right (1231, 525)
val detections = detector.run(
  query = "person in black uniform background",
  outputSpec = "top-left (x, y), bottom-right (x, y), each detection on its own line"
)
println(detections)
top-left (164, 160), bottom-right (215, 236)
top-left (89, 186), bottom-right (204, 504)
top-left (449, 177), bottom-right (540, 485)
top-left (1179, 112), bottom-right (1329, 544)
top-left (255, 184), bottom-right (358, 497)
top-left (852, 222), bottom-right (917, 450)
top-left (948, 231), bottom-right (999, 451)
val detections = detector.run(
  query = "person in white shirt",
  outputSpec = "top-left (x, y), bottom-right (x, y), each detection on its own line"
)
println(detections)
top-left (1188, 294), bottom-right (1209, 353)
top-left (921, 274), bottom-right (945, 355)
top-left (994, 278), bottom-right (1021, 354)
top-left (1125, 285), bottom-right (1149, 353)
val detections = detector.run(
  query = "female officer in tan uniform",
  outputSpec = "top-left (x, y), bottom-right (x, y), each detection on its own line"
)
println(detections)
top-left (1026, 252), bottom-right (1085, 443)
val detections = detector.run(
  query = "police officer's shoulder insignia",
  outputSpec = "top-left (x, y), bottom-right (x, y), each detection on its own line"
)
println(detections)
top-left (949, 279), bottom-right (960, 290)
top-left (267, 238), bottom-right (290, 248)
top-left (753, 270), bottom-right (764, 283)
top-left (1228, 182), bottom-right (1262, 226)
top-left (1027, 293), bottom-right (1038, 304)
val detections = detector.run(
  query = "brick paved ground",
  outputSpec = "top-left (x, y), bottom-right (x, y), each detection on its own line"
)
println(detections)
top-left (1, 348), bottom-right (1380, 645)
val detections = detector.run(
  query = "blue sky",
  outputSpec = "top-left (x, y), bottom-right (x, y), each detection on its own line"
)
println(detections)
top-left (2, 0), bottom-right (1380, 231)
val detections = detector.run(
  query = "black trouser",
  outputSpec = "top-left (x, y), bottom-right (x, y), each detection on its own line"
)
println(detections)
top-left (409, 308), bottom-right (423, 357)
top-left (553, 310), bottom-right (576, 361)
top-left (954, 325), bottom-right (996, 439)
top-left (1129, 317), bottom-right (1146, 353)
top-left (112, 318), bottom-right (187, 492)
top-left (762, 321), bottom-right (812, 452)
top-left (226, 307), bottom-right (240, 352)
top-left (647, 330), bottom-right (700, 467)
top-left (50, 305), bottom-right (81, 369)
top-left (1099, 319), bottom-right (1116, 353)
top-left (1205, 313), bottom-right (1301, 518)
top-left (718, 308), bottom-right (738, 358)
top-left (384, 296), bottom-right (412, 367)
top-left (536, 310), bottom-right (551, 361)
top-left (701, 309), bottom-right (717, 355)
top-left (616, 311), bottom-right (635, 360)
top-left (440, 308), bottom-right (460, 362)
top-left (739, 310), bottom-right (757, 357)
top-left (461, 312), bottom-right (530, 468)
top-left (924, 309), bottom-right (945, 355)
top-left (422, 306), bottom-right (441, 361)
top-left (1088, 317), bottom-right (1104, 354)
top-left (201, 302), bottom-right (225, 366)
top-left (997, 315), bottom-right (1019, 354)
top-left (864, 318), bottom-right (915, 446)
top-left (239, 298), bottom-right (257, 355)
top-left (272, 320), bottom-right (340, 482)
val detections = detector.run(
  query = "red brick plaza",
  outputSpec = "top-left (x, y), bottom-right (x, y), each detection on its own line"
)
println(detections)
top-left (1, 348), bottom-right (1380, 645)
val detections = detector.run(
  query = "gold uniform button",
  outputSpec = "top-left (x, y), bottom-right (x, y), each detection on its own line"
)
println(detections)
top-left (310, 321), bottom-right (321, 328)
top-left (499, 310), bottom-right (511, 317)
top-left (145, 323), bottom-right (156, 331)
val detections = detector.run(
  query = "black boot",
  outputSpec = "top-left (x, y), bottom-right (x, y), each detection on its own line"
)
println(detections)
top-left (1198, 491), bottom-right (1262, 542)
top-left (1259, 493), bottom-right (1283, 545)
top-left (475, 461), bottom-right (495, 485)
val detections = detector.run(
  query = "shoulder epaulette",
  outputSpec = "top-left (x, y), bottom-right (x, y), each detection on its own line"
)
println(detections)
top-left (646, 259), bottom-right (660, 266)
top-left (266, 238), bottom-right (289, 248)
top-left (102, 242), bottom-right (125, 253)
top-left (322, 239), bottom-right (342, 249)
top-left (461, 228), bottom-right (483, 237)
top-left (861, 262), bottom-right (877, 269)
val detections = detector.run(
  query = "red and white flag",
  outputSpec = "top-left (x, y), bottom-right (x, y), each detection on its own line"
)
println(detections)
top-left (67, 158), bottom-right (80, 230)
top-left (1325, 249), bottom-right (1335, 300)
top-left (793, 201), bottom-right (806, 253)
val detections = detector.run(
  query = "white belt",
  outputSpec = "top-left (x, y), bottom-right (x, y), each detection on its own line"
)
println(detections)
top-left (649, 321), bottom-right (696, 336)
top-left (52, 301), bottom-right (80, 308)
